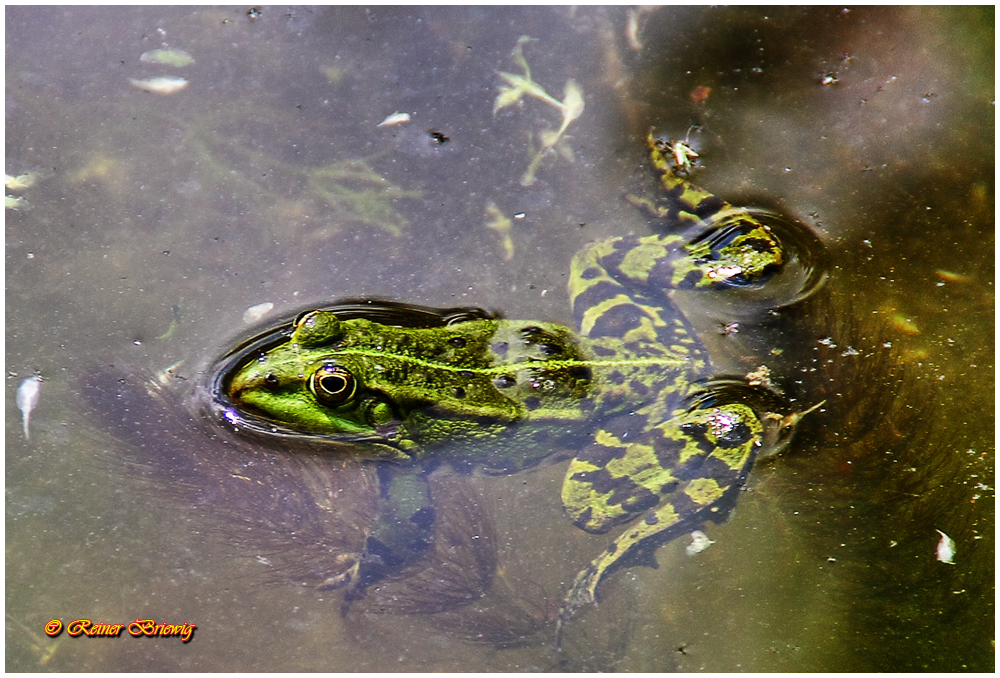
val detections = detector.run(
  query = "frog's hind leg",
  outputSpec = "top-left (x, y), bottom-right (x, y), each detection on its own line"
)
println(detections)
top-left (627, 131), bottom-right (726, 233)
top-left (556, 400), bottom-right (766, 647)
top-left (620, 131), bottom-right (788, 291)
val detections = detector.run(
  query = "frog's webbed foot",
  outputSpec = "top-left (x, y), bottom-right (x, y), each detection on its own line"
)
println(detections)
top-left (554, 558), bottom-right (601, 649)
top-left (556, 392), bottom-right (782, 647)
top-left (321, 532), bottom-right (435, 616)
top-left (322, 465), bottom-right (437, 609)
top-left (319, 552), bottom-right (363, 590)
top-left (554, 497), bottom-right (693, 649)
top-left (318, 553), bottom-right (365, 615)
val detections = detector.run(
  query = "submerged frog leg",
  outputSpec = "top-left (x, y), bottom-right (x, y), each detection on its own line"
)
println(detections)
top-left (322, 464), bottom-right (436, 602)
top-left (556, 401), bottom-right (764, 646)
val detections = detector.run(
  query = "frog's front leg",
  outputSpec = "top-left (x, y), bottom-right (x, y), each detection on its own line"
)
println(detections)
top-left (321, 463), bottom-right (435, 600)
top-left (556, 400), bottom-right (766, 645)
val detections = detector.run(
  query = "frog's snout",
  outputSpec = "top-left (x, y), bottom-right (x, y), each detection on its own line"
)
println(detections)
top-left (226, 367), bottom-right (270, 404)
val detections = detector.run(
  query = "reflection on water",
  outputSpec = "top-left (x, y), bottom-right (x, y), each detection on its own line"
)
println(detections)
top-left (6, 6), bottom-right (992, 672)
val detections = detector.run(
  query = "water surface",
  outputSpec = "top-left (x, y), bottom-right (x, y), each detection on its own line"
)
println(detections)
top-left (6, 6), bottom-right (993, 671)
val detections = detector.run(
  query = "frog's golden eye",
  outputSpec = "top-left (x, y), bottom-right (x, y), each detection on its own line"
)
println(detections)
top-left (310, 364), bottom-right (356, 405)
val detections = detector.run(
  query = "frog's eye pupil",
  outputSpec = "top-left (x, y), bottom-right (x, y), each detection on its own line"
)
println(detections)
top-left (310, 365), bottom-right (356, 405)
top-left (320, 374), bottom-right (347, 393)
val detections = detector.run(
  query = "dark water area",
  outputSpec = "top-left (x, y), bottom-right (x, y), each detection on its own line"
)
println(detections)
top-left (6, 6), bottom-right (993, 671)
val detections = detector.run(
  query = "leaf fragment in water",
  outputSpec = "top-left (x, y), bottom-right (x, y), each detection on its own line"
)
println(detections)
top-left (377, 112), bottom-right (411, 127)
top-left (129, 76), bottom-right (189, 94)
top-left (243, 302), bottom-right (275, 324)
top-left (935, 529), bottom-right (956, 564)
top-left (5, 172), bottom-right (37, 191)
top-left (484, 201), bottom-right (515, 261)
top-left (685, 530), bottom-right (715, 556)
top-left (5, 195), bottom-right (28, 210)
top-left (139, 49), bottom-right (195, 67)
top-left (16, 375), bottom-right (43, 440)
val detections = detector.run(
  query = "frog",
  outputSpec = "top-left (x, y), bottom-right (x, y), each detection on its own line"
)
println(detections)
top-left (211, 131), bottom-right (811, 646)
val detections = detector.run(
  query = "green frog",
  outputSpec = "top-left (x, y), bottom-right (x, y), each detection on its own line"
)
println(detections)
top-left (211, 132), bottom-right (812, 645)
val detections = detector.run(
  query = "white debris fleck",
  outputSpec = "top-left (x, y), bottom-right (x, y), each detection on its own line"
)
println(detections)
top-left (16, 374), bottom-right (43, 440)
top-left (155, 360), bottom-right (185, 386)
top-left (377, 112), bottom-right (411, 127)
top-left (243, 302), bottom-right (275, 324)
top-left (685, 530), bottom-right (715, 556)
top-left (935, 530), bottom-right (955, 564)
top-left (128, 76), bottom-right (189, 94)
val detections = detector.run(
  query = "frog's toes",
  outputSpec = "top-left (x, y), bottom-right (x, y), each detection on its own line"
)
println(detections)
top-left (319, 554), bottom-right (362, 591)
top-left (555, 564), bottom-right (602, 649)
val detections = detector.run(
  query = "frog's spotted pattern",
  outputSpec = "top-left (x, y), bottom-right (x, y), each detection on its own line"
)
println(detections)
top-left (215, 131), bottom-right (801, 646)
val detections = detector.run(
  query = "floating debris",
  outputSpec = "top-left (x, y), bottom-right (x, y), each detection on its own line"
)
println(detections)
top-left (6, 613), bottom-right (62, 666)
top-left (377, 112), bottom-right (411, 128)
top-left (139, 48), bottom-right (195, 68)
top-left (935, 530), bottom-right (956, 564)
top-left (520, 79), bottom-right (584, 186)
top-left (626, 8), bottom-right (644, 51)
top-left (243, 301), bottom-right (275, 324)
top-left (934, 269), bottom-right (972, 284)
top-left (156, 303), bottom-right (182, 339)
top-left (668, 140), bottom-right (699, 173)
top-left (305, 158), bottom-right (422, 236)
top-left (128, 76), bottom-right (189, 94)
top-left (542, 79), bottom-right (584, 145)
top-left (686, 530), bottom-right (715, 556)
top-left (5, 172), bottom-right (37, 191)
top-left (690, 85), bottom-right (712, 105)
top-left (484, 202), bottom-right (515, 261)
top-left (427, 129), bottom-right (449, 145)
top-left (6, 172), bottom-right (38, 210)
top-left (16, 374), bottom-right (43, 440)
top-left (494, 38), bottom-right (562, 113)
top-left (745, 364), bottom-right (775, 390)
top-left (5, 195), bottom-right (28, 210)
top-left (890, 314), bottom-right (920, 336)
top-left (494, 36), bottom-right (585, 186)
top-left (718, 321), bottom-right (740, 337)
top-left (155, 360), bottom-right (185, 386)
top-left (321, 64), bottom-right (344, 84)
top-left (625, 6), bottom-right (658, 51)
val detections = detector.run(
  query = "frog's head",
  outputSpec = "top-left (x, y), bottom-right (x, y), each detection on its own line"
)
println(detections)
top-left (222, 310), bottom-right (537, 458)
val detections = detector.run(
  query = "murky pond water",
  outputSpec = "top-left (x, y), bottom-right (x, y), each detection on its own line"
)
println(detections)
top-left (6, 6), bottom-right (993, 671)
